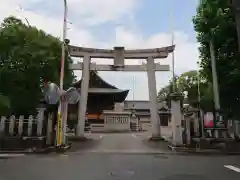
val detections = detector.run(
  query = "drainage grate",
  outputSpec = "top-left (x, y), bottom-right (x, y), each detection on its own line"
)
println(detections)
top-left (160, 174), bottom-right (209, 180)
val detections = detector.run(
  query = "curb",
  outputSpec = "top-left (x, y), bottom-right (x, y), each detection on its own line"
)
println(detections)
top-left (0, 146), bottom-right (71, 156)
top-left (0, 153), bottom-right (26, 159)
top-left (55, 144), bottom-right (71, 153)
top-left (67, 136), bottom-right (89, 142)
top-left (0, 146), bottom-right (57, 155)
top-left (148, 137), bottom-right (166, 142)
top-left (168, 145), bottom-right (240, 155)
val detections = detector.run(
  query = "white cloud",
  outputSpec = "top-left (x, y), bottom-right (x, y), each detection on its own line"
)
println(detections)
top-left (0, 0), bottom-right (199, 100)
top-left (0, 1), bottom-right (98, 47)
top-left (114, 27), bottom-right (199, 73)
top-left (95, 27), bottom-right (199, 100)
top-left (67, 0), bottom-right (139, 25)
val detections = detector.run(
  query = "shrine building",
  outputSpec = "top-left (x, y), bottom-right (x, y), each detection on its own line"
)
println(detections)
top-left (67, 71), bottom-right (170, 126)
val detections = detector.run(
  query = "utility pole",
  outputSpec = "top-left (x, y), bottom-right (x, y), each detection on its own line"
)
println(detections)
top-left (196, 61), bottom-right (204, 137)
top-left (170, 6), bottom-right (176, 92)
top-left (132, 76), bottom-right (136, 100)
top-left (56, 0), bottom-right (68, 148)
top-left (196, 62), bottom-right (201, 105)
top-left (209, 40), bottom-right (220, 113)
top-left (209, 38), bottom-right (223, 129)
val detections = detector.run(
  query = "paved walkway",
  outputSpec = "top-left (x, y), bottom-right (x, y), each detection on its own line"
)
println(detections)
top-left (69, 132), bottom-right (171, 154)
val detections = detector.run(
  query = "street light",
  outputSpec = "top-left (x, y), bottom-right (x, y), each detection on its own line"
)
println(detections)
top-left (56, 0), bottom-right (68, 148)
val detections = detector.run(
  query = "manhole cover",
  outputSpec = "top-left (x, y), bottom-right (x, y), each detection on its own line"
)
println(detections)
top-left (109, 170), bottom-right (134, 178)
top-left (160, 174), bottom-right (209, 180)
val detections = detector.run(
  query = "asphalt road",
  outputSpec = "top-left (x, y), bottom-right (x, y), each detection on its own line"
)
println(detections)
top-left (0, 132), bottom-right (240, 180)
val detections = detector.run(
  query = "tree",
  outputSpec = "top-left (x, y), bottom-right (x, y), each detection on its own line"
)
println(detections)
top-left (0, 94), bottom-right (10, 115)
top-left (193, 0), bottom-right (240, 118)
top-left (0, 16), bottom-right (74, 116)
top-left (157, 70), bottom-right (213, 111)
top-left (157, 75), bottom-right (177, 102)
top-left (157, 84), bottom-right (171, 102)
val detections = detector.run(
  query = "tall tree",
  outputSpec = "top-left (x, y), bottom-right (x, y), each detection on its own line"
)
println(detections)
top-left (0, 94), bottom-right (10, 115)
top-left (0, 16), bottom-right (74, 116)
top-left (157, 83), bottom-right (172, 102)
top-left (157, 70), bottom-right (213, 111)
top-left (193, 0), bottom-right (240, 118)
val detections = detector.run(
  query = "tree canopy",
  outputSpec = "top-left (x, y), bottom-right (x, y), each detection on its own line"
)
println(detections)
top-left (0, 94), bottom-right (10, 115)
top-left (0, 16), bottom-right (74, 116)
top-left (157, 70), bottom-right (214, 111)
top-left (193, 0), bottom-right (240, 118)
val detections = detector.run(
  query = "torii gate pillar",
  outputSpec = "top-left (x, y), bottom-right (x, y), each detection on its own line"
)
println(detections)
top-left (76, 55), bottom-right (90, 137)
top-left (147, 56), bottom-right (161, 139)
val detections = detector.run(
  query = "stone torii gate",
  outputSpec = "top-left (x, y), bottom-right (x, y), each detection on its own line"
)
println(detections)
top-left (68, 45), bottom-right (175, 140)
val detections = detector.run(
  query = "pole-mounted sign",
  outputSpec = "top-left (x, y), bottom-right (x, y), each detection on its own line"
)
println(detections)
top-left (44, 82), bottom-right (60, 105)
top-left (44, 82), bottom-right (80, 147)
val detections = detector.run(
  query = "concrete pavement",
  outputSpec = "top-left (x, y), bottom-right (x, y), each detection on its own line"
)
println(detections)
top-left (68, 132), bottom-right (171, 154)
top-left (1, 132), bottom-right (240, 179)
top-left (0, 151), bottom-right (240, 180)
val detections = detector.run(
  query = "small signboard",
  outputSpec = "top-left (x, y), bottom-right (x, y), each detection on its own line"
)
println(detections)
top-left (44, 84), bottom-right (80, 104)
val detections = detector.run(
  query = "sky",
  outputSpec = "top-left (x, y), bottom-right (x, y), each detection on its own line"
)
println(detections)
top-left (0, 0), bottom-right (200, 100)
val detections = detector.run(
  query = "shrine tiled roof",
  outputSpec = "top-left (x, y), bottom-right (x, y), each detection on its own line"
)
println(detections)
top-left (72, 71), bottom-right (129, 98)
top-left (72, 70), bottom-right (119, 89)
